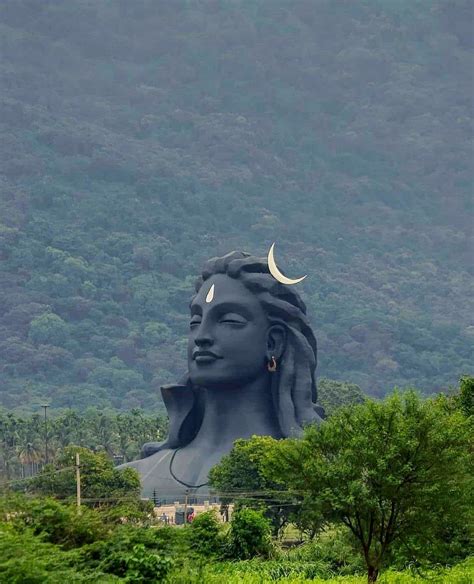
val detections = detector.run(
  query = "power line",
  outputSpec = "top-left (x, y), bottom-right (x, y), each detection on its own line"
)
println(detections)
top-left (1, 461), bottom-right (312, 503)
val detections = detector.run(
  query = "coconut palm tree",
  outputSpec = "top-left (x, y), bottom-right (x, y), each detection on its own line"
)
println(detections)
top-left (0, 414), bottom-right (21, 480)
top-left (18, 441), bottom-right (42, 477)
top-left (92, 413), bottom-right (117, 457)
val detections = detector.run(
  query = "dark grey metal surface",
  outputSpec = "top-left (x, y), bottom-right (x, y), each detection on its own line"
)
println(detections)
top-left (119, 251), bottom-right (323, 498)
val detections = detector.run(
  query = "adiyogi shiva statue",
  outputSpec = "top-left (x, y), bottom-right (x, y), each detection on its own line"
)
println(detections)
top-left (119, 244), bottom-right (324, 499)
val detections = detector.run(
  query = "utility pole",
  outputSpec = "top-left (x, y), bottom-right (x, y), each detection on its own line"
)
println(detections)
top-left (184, 489), bottom-right (189, 523)
top-left (76, 452), bottom-right (81, 512)
top-left (41, 404), bottom-right (49, 465)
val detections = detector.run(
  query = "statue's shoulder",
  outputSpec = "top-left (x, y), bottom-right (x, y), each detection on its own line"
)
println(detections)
top-left (118, 448), bottom-right (174, 471)
top-left (141, 441), bottom-right (167, 458)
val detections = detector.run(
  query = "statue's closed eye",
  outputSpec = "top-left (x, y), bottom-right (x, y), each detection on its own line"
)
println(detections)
top-left (189, 316), bottom-right (202, 328)
top-left (219, 313), bottom-right (247, 325)
top-left (189, 313), bottom-right (247, 328)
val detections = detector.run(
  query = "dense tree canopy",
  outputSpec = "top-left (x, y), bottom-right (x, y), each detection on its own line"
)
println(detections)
top-left (0, 0), bottom-right (472, 411)
top-left (317, 378), bottom-right (367, 417)
top-left (0, 408), bottom-right (167, 481)
top-left (28, 446), bottom-right (141, 502)
top-left (255, 390), bottom-right (473, 581)
top-left (209, 436), bottom-right (297, 536)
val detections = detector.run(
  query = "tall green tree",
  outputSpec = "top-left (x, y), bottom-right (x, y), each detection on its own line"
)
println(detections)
top-left (260, 391), bottom-right (472, 582)
top-left (28, 446), bottom-right (140, 503)
top-left (209, 436), bottom-right (297, 537)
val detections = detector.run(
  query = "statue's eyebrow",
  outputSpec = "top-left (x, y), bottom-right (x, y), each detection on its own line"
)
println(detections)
top-left (190, 300), bottom-right (252, 319)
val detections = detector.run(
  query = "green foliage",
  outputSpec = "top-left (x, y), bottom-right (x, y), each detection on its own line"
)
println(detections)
top-left (28, 312), bottom-right (69, 347)
top-left (284, 526), bottom-right (364, 576)
top-left (0, 409), bottom-right (167, 483)
top-left (3, 495), bottom-right (105, 548)
top-left (261, 391), bottom-right (473, 580)
top-left (0, 495), bottom-right (178, 580)
top-left (174, 556), bottom-right (474, 582)
top-left (188, 510), bottom-right (224, 557)
top-left (80, 523), bottom-right (185, 565)
top-left (115, 543), bottom-right (173, 583)
top-left (225, 508), bottom-right (273, 560)
top-left (317, 378), bottom-right (366, 417)
top-left (0, 523), bottom-right (119, 583)
top-left (209, 436), bottom-right (297, 536)
top-left (0, 492), bottom-right (472, 583)
top-left (209, 438), bottom-right (268, 494)
top-left (97, 499), bottom-right (154, 526)
top-left (210, 435), bottom-right (286, 516)
top-left (28, 446), bottom-right (140, 502)
top-left (458, 375), bottom-right (474, 417)
top-left (0, 1), bottom-right (472, 412)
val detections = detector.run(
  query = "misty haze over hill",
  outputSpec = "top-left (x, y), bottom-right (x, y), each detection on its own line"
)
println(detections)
top-left (0, 0), bottom-right (472, 411)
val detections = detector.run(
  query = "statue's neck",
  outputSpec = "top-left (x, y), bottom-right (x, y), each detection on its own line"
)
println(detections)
top-left (192, 376), bottom-right (282, 450)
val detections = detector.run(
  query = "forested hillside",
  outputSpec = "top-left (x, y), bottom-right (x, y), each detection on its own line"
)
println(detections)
top-left (0, 0), bottom-right (472, 412)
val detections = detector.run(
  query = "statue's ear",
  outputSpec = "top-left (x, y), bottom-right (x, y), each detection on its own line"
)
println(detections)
top-left (266, 324), bottom-right (287, 361)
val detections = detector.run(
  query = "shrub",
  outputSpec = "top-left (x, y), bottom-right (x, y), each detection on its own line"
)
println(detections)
top-left (188, 510), bottom-right (224, 557)
top-left (88, 524), bottom-right (185, 578)
top-left (284, 526), bottom-right (364, 575)
top-left (225, 508), bottom-right (272, 560)
top-left (122, 543), bottom-right (174, 583)
top-left (97, 499), bottom-right (155, 525)
top-left (4, 496), bottom-right (105, 548)
top-left (0, 523), bottom-right (118, 583)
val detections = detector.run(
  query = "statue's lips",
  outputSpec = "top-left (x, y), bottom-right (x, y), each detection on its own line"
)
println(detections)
top-left (193, 351), bottom-right (222, 363)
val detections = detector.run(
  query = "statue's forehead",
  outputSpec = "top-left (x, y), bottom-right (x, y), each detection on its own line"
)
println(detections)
top-left (192, 273), bottom-right (260, 308)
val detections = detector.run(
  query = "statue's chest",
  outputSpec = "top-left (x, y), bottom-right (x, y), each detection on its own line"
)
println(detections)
top-left (169, 444), bottom-right (223, 488)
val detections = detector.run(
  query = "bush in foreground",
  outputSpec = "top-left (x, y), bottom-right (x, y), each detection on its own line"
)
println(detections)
top-left (188, 510), bottom-right (224, 557)
top-left (0, 494), bottom-right (106, 548)
top-left (0, 523), bottom-right (118, 583)
top-left (225, 508), bottom-right (272, 560)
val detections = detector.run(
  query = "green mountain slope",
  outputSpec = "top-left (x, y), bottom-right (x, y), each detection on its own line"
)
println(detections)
top-left (0, 0), bottom-right (472, 411)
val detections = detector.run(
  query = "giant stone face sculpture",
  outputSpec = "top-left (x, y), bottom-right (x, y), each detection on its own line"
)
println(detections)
top-left (120, 250), bottom-right (323, 499)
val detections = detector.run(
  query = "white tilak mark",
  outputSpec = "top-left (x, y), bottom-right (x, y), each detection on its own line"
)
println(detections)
top-left (205, 283), bottom-right (215, 303)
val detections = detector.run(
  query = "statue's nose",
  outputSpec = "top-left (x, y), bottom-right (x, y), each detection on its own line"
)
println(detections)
top-left (195, 331), bottom-right (214, 346)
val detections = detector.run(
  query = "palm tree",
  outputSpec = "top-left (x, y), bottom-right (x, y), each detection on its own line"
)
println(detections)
top-left (18, 441), bottom-right (42, 477)
top-left (52, 417), bottom-right (73, 451)
top-left (92, 413), bottom-right (118, 457)
top-left (116, 413), bottom-right (134, 462)
top-left (0, 414), bottom-right (21, 480)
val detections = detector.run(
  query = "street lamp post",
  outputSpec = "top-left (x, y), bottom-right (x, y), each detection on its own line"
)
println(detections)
top-left (41, 404), bottom-right (49, 465)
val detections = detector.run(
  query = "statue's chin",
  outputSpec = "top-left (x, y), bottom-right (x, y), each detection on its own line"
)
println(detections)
top-left (188, 362), bottom-right (226, 388)
top-left (188, 361), bottom-right (264, 390)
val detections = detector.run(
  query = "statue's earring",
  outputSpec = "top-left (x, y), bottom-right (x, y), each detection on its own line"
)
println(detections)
top-left (267, 356), bottom-right (277, 372)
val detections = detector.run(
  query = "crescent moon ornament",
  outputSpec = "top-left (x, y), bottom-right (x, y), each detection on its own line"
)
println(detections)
top-left (267, 243), bottom-right (307, 285)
